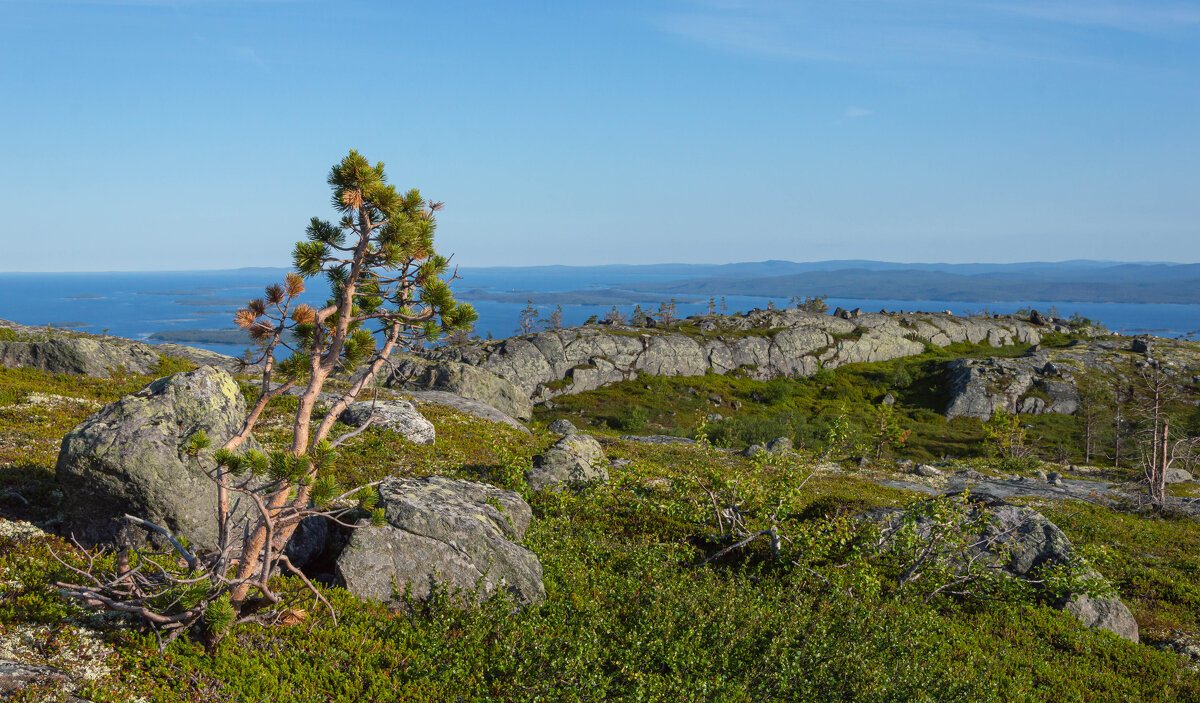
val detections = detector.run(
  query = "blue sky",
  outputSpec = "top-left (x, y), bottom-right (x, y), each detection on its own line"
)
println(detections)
top-left (1, 0), bottom-right (1198, 271)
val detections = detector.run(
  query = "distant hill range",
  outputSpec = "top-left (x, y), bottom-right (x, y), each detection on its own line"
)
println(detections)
top-left (450, 260), bottom-right (1200, 305)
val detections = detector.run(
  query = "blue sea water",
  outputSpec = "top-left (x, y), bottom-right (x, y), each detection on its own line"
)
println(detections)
top-left (0, 270), bottom-right (1197, 359)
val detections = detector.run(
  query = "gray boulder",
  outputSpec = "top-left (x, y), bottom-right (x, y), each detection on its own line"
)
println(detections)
top-left (547, 418), bottom-right (578, 435)
top-left (766, 437), bottom-right (794, 454)
top-left (1064, 593), bottom-right (1141, 643)
top-left (1165, 468), bottom-right (1194, 484)
top-left (340, 400), bottom-right (435, 446)
top-left (335, 476), bottom-right (544, 607)
top-left (0, 319), bottom-right (246, 377)
top-left (867, 496), bottom-right (1138, 642)
top-left (740, 444), bottom-right (766, 458)
top-left (283, 515), bottom-right (329, 571)
top-left (914, 464), bottom-right (943, 478)
top-left (526, 434), bottom-right (609, 491)
top-left (56, 366), bottom-right (256, 550)
top-left (944, 355), bottom-right (1079, 420)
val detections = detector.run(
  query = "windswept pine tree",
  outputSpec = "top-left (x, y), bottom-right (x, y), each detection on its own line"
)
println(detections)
top-left (56, 150), bottom-right (476, 647)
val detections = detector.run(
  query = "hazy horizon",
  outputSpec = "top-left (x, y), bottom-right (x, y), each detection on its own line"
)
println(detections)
top-left (0, 258), bottom-right (1196, 276)
top-left (2, 1), bottom-right (1198, 271)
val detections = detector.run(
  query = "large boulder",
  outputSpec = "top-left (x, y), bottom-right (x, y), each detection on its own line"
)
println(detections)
top-left (55, 366), bottom-right (256, 550)
top-left (1064, 593), bottom-right (1141, 643)
top-left (526, 434), bottom-right (608, 491)
top-left (547, 418), bottom-right (578, 435)
top-left (1165, 468), bottom-right (1194, 484)
top-left (0, 319), bottom-right (247, 377)
top-left (335, 476), bottom-right (544, 607)
top-left (866, 495), bottom-right (1138, 642)
top-left (339, 400), bottom-right (435, 446)
top-left (944, 356), bottom-right (1079, 420)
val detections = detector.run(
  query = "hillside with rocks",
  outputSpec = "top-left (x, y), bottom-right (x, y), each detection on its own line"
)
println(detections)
top-left (388, 308), bottom-right (1051, 418)
top-left (0, 318), bottom-right (246, 377)
top-left (2, 310), bottom-right (1200, 699)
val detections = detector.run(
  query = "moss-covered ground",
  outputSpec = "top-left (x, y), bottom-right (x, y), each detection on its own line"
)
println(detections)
top-left (2, 353), bottom-right (1200, 701)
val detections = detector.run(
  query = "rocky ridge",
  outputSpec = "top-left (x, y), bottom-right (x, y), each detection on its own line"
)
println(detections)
top-left (0, 318), bottom-right (246, 377)
top-left (389, 309), bottom-right (1043, 411)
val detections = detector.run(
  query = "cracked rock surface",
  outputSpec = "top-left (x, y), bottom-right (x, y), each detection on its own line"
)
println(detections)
top-left (336, 476), bottom-right (545, 607)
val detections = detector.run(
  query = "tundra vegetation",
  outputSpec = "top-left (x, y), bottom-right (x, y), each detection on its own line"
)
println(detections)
top-left (3, 342), bottom-right (1200, 700)
top-left (2, 186), bottom-right (1200, 700)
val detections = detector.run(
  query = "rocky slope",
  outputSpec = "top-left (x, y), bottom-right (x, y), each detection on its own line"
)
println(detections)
top-left (0, 318), bottom-right (245, 376)
top-left (389, 308), bottom-right (1045, 417)
top-left (945, 335), bottom-right (1200, 420)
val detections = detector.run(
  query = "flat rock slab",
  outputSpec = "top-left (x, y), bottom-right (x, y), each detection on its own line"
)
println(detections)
top-left (407, 390), bottom-right (530, 434)
top-left (0, 659), bottom-right (71, 696)
top-left (620, 434), bottom-right (696, 445)
top-left (880, 474), bottom-right (1200, 517)
top-left (340, 400), bottom-right (436, 446)
top-left (336, 476), bottom-right (545, 607)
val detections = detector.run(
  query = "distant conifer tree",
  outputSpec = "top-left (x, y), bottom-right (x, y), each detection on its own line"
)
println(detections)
top-left (543, 304), bottom-right (564, 329)
top-left (631, 304), bottom-right (649, 326)
top-left (656, 299), bottom-right (679, 327)
top-left (518, 300), bottom-right (539, 334)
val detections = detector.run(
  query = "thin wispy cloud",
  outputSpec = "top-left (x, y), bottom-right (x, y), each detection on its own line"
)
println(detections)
top-left (979, 1), bottom-right (1200, 34)
top-left (229, 45), bottom-right (268, 72)
top-left (656, 0), bottom-right (1198, 67)
top-left (844, 107), bottom-right (872, 118)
